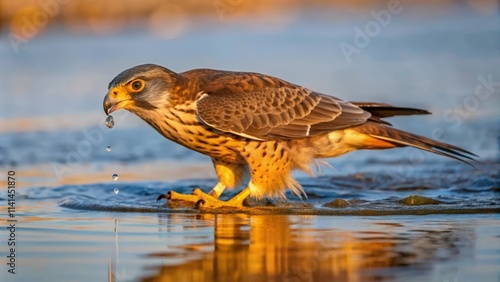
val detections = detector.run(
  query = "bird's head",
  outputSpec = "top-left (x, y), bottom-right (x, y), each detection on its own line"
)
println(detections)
top-left (103, 64), bottom-right (184, 115)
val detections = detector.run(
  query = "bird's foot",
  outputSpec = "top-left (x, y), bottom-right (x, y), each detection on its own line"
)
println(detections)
top-left (157, 189), bottom-right (201, 202)
top-left (157, 188), bottom-right (250, 209)
top-left (157, 188), bottom-right (214, 206)
top-left (195, 188), bottom-right (250, 209)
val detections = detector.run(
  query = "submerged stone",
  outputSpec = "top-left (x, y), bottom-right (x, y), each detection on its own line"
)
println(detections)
top-left (399, 194), bottom-right (442, 205)
top-left (324, 198), bottom-right (350, 208)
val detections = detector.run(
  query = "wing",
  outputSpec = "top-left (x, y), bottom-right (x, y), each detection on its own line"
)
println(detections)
top-left (193, 71), bottom-right (371, 140)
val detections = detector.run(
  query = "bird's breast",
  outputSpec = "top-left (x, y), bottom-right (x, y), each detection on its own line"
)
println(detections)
top-left (142, 108), bottom-right (245, 163)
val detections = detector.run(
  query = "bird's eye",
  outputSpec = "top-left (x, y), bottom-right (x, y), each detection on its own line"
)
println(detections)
top-left (131, 80), bottom-right (144, 91)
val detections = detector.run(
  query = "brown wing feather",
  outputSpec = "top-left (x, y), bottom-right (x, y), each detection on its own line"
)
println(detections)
top-left (194, 71), bottom-right (371, 140)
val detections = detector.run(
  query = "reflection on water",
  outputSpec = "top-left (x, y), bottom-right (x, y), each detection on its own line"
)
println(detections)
top-left (7, 195), bottom-right (499, 282)
top-left (130, 214), bottom-right (485, 282)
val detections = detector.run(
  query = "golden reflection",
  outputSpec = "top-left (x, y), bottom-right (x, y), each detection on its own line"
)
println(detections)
top-left (138, 214), bottom-right (468, 282)
top-left (84, 212), bottom-right (479, 282)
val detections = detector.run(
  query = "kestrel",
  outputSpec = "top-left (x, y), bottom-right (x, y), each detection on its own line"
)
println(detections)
top-left (103, 64), bottom-right (475, 208)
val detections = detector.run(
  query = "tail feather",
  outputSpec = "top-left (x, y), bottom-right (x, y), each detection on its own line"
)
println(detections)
top-left (351, 102), bottom-right (432, 118)
top-left (354, 122), bottom-right (477, 166)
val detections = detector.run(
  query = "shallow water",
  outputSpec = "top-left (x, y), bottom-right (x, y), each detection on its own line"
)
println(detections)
top-left (48, 161), bottom-right (498, 215)
top-left (4, 202), bottom-right (500, 282)
top-left (2, 160), bottom-right (499, 282)
top-left (1, 6), bottom-right (500, 282)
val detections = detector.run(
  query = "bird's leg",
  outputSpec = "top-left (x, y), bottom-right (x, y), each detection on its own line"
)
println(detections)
top-left (157, 159), bottom-right (244, 207)
top-left (159, 190), bottom-right (201, 203)
top-left (194, 187), bottom-right (251, 209)
top-left (157, 184), bottom-right (223, 203)
top-left (193, 140), bottom-right (300, 209)
top-left (208, 182), bottom-right (226, 198)
top-left (157, 185), bottom-right (249, 209)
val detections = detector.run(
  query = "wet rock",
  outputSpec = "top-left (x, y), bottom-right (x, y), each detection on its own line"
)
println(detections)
top-left (324, 198), bottom-right (350, 208)
top-left (348, 199), bottom-right (369, 205)
top-left (399, 194), bottom-right (442, 206)
top-left (245, 197), bottom-right (275, 207)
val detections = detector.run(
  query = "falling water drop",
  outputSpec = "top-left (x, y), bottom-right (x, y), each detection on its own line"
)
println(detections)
top-left (112, 173), bottom-right (119, 181)
top-left (114, 188), bottom-right (119, 195)
top-left (105, 115), bottom-right (114, 128)
top-left (106, 146), bottom-right (112, 152)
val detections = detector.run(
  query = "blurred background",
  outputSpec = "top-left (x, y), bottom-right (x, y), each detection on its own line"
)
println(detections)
top-left (1, 2), bottom-right (500, 282)
top-left (0, 0), bottom-right (499, 188)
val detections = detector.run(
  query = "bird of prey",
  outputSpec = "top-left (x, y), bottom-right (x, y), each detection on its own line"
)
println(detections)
top-left (103, 64), bottom-right (476, 208)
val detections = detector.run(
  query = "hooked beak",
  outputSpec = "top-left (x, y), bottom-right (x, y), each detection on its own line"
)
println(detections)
top-left (103, 88), bottom-right (132, 115)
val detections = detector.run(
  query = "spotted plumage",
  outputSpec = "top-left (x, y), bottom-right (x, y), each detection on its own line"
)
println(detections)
top-left (103, 64), bottom-right (476, 207)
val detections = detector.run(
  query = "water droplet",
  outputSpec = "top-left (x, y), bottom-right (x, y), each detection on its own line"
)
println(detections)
top-left (114, 188), bottom-right (119, 195)
top-left (112, 173), bottom-right (119, 181)
top-left (106, 146), bottom-right (112, 152)
top-left (105, 115), bottom-right (114, 128)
